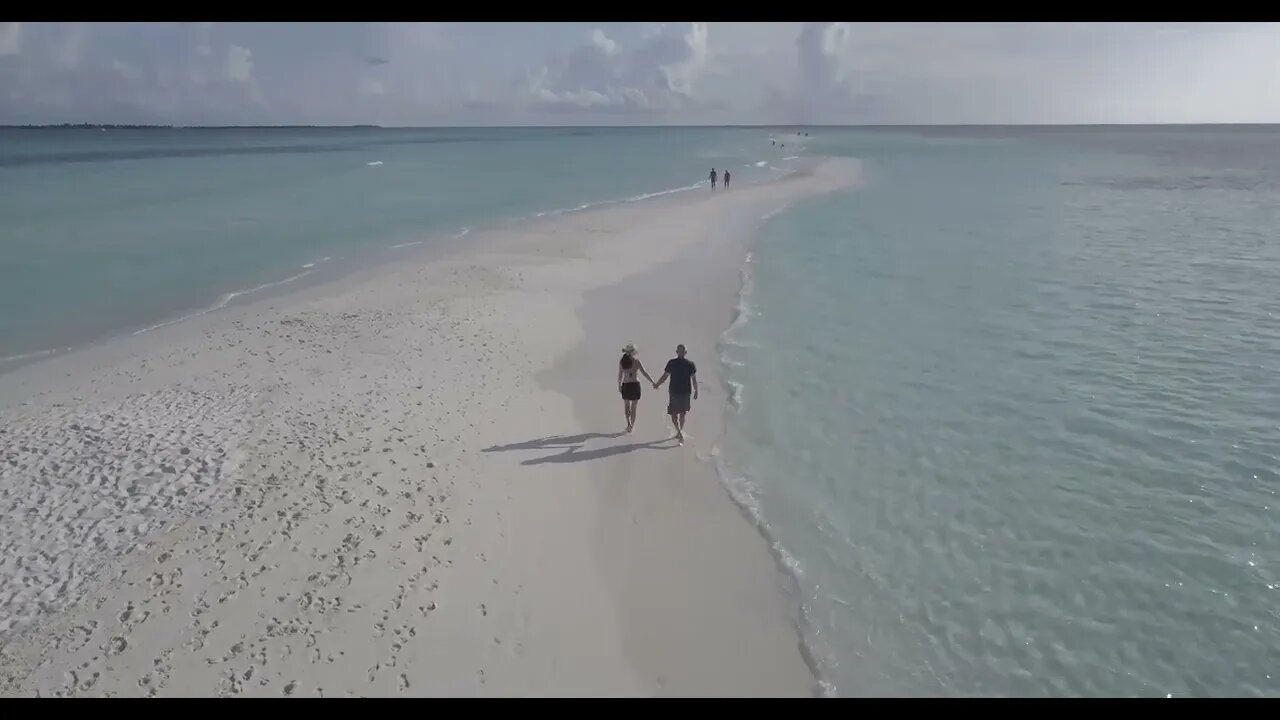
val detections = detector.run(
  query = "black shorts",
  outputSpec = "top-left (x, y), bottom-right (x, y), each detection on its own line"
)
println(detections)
top-left (667, 392), bottom-right (691, 415)
top-left (620, 381), bottom-right (641, 401)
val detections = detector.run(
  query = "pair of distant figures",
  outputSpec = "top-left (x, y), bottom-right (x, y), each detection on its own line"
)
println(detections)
top-left (709, 168), bottom-right (730, 190)
top-left (617, 343), bottom-right (697, 444)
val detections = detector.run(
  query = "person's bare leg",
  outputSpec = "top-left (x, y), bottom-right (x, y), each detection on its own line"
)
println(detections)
top-left (628, 400), bottom-right (637, 432)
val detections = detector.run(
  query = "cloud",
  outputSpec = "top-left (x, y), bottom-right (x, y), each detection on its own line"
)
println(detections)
top-left (226, 45), bottom-right (253, 83)
top-left (524, 22), bottom-right (711, 117)
top-left (534, 85), bottom-right (654, 115)
top-left (657, 21), bottom-right (708, 97)
top-left (0, 22), bottom-right (21, 56)
top-left (112, 58), bottom-right (142, 81)
top-left (1, 22), bottom-right (1279, 126)
top-left (797, 22), bottom-right (849, 97)
top-left (590, 28), bottom-right (619, 57)
top-left (763, 22), bottom-right (1280, 125)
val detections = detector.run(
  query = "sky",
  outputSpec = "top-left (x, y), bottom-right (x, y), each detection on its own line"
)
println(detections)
top-left (2, 22), bottom-right (1280, 126)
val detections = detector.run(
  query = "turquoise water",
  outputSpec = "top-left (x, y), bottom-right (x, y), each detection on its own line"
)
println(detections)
top-left (0, 126), bottom-right (787, 364)
top-left (720, 126), bottom-right (1280, 696)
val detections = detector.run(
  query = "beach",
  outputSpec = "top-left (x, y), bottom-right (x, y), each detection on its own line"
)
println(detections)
top-left (0, 157), bottom-right (854, 696)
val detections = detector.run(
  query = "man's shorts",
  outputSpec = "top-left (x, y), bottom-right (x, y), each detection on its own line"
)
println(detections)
top-left (668, 392), bottom-right (691, 415)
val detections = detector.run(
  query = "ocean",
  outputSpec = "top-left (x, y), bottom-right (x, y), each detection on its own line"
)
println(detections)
top-left (0, 126), bottom-right (786, 367)
top-left (4, 124), bottom-right (1279, 697)
top-left (719, 126), bottom-right (1280, 696)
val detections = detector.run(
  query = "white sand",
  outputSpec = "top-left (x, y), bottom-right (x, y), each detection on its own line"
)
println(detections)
top-left (0, 159), bottom-right (855, 697)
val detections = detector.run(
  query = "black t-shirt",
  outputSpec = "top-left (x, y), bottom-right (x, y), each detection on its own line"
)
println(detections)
top-left (664, 358), bottom-right (697, 395)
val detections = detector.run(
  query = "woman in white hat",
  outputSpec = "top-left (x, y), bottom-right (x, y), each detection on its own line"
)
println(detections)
top-left (618, 343), bottom-right (655, 433)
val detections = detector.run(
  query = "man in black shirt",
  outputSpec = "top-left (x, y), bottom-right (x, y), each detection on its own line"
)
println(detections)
top-left (654, 343), bottom-right (698, 444)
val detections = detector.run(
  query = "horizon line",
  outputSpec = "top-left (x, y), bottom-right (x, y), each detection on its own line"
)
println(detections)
top-left (5, 122), bottom-right (1280, 130)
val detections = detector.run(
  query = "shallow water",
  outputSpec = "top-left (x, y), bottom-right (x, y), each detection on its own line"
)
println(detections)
top-left (721, 126), bottom-right (1280, 697)
top-left (0, 126), bottom-right (792, 365)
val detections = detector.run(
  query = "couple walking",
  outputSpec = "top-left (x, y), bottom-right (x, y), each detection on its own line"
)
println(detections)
top-left (617, 343), bottom-right (697, 444)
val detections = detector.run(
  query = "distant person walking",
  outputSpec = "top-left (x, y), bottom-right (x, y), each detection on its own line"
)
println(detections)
top-left (723, 170), bottom-right (731, 189)
top-left (709, 168), bottom-right (718, 190)
top-left (618, 343), bottom-right (655, 434)
top-left (653, 344), bottom-right (697, 444)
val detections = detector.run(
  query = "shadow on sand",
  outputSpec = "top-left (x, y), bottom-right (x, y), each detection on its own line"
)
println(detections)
top-left (482, 432), bottom-right (676, 466)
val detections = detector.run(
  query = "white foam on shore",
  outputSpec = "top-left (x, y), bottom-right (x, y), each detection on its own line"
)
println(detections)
top-left (720, 251), bottom-right (757, 415)
top-left (760, 202), bottom-right (793, 222)
top-left (1, 346), bottom-right (74, 367)
top-left (726, 379), bottom-right (745, 410)
top-left (132, 264), bottom-right (321, 336)
top-left (710, 207), bottom-right (844, 698)
top-left (367, 160), bottom-right (383, 166)
top-left (783, 156), bottom-right (800, 160)
top-left (390, 227), bottom-right (469, 250)
top-left (726, 253), bottom-right (755, 335)
top-left (708, 445), bottom-right (837, 698)
top-left (534, 180), bottom-right (708, 220)
top-left (625, 181), bottom-right (705, 202)
top-left (8, 254), bottom-right (330, 367)
top-left (535, 203), bottom-right (592, 218)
